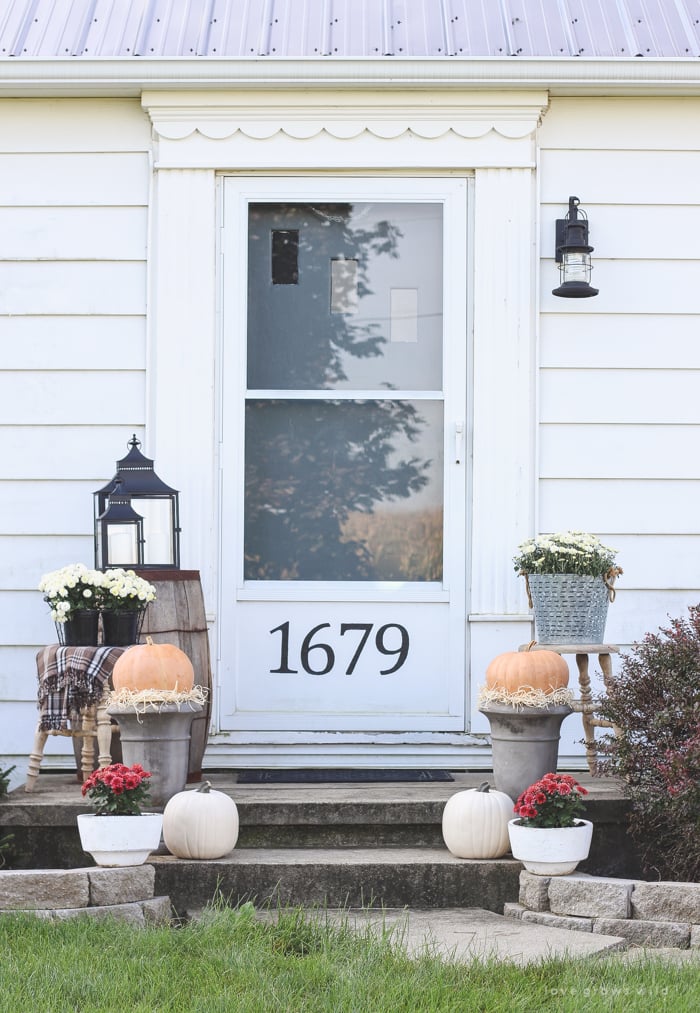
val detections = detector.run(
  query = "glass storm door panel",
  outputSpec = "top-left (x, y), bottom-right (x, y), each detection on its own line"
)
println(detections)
top-left (220, 179), bottom-right (468, 735)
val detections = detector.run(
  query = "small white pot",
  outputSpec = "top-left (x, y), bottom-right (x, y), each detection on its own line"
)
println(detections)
top-left (77, 813), bottom-right (163, 867)
top-left (507, 818), bottom-right (593, 876)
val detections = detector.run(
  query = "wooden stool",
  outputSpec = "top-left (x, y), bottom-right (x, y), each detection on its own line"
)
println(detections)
top-left (519, 643), bottom-right (620, 774)
top-left (25, 691), bottom-right (115, 791)
top-left (25, 644), bottom-right (127, 792)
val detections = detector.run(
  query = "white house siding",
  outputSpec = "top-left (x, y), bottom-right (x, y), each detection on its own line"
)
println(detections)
top-left (538, 96), bottom-right (700, 673)
top-left (3, 87), bottom-right (700, 779)
top-left (0, 98), bottom-right (151, 784)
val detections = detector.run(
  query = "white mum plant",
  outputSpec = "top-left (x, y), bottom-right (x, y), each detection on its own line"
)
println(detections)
top-left (38, 563), bottom-right (107, 622)
top-left (513, 531), bottom-right (620, 579)
top-left (101, 568), bottom-right (157, 613)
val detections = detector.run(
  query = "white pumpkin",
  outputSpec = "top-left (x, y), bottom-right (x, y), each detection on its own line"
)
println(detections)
top-left (441, 782), bottom-right (513, 859)
top-left (162, 781), bottom-right (239, 860)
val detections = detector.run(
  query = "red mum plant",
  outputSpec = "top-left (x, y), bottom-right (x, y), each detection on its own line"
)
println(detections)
top-left (82, 762), bottom-right (152, 816)
top-left (513, 772), bottom-right (588, 829)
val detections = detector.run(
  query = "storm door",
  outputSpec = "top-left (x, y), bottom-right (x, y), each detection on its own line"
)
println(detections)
top-left (220, 178), bottom-right (468, 739)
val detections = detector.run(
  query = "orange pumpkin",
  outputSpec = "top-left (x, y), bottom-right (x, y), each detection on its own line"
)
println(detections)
top-left (485, 645), bottom-right (569, 695)
top-left (112, 636), bottom-right (195, 693)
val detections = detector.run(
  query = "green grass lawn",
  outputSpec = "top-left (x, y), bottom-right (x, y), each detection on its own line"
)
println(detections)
top-left (0, 904), bottom-right (698, 1012)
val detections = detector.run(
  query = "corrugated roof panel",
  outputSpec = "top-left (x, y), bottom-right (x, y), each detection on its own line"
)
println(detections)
top-left (561, 0), bottom-right (612, 56)
top-left (155, 0), bottom-right (218, 56)
top-left (348, 0), bottom-right (390, 57)
top-left (447, 0), bottom-right (511, 57)
top-left (564, 0), bottom-right (632, 56)
top-left (0, 0), bottom-right (699, 59)
top-left (635, 0), bottom-right (700, 56)
top-left (133, 0), bottom-right (175, 57)
top-left (76, 0), bottom-right (144, 56)
top-left (678, 0), bottom-right (700, 54)
top-left (0, 0), bottom-right (32, 57)
top-left (329, 0), bottom-right (388, 58)
top-left (506, 0), bottom-right (573, 57)
top-left (8, 0), bottom-right (75, 57)
top-left (265, 0), bottom-right (328, 57)
top-left (626, 0), bottom-right (674, 56)
top-left (216, 0), bottom-right (266, 57)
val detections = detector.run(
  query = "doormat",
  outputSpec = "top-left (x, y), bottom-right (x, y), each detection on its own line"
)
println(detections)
top-left (236, 769), bottom-right (454, 784)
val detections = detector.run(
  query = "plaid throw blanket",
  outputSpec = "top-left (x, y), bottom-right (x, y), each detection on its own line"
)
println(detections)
top-left (36, 645), bottom-right (127, 731)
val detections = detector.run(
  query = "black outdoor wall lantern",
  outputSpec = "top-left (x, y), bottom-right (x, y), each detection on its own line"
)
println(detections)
top-left (94, 435), bottom-right (181, 570)
top-left (553, 196), bottom-right (599, 298)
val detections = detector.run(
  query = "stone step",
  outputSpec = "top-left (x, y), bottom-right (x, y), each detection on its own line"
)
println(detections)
top-left (150, 847), bottom-right (523, 916)
top-left (3, 772), bottom-right (642, 882)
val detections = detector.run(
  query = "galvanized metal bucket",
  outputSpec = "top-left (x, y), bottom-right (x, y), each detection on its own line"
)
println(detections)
top-left (527, 573), bottom-right (610, 644)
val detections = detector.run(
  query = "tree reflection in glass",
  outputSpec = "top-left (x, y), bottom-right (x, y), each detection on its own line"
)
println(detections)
top-left (245, 203), bottom-right (444, 581)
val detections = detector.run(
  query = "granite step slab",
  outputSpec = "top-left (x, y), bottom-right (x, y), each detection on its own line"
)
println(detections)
top-left (150, 847), bottom-right (523, 915)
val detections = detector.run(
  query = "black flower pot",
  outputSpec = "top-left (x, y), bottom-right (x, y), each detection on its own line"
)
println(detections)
top-left (61, 610), bottom-right (100, 646)
top-left (102, 610), bottom-right (141, 647)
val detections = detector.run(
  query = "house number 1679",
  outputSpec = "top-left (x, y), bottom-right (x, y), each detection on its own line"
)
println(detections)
top-left (269, 621), bottom-right (410, 676)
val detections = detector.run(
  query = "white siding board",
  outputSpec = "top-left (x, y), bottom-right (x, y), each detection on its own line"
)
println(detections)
top-left (602, 534), bottom-right (700, 589)
top-left (538, 97), bottom-right (700, 151)
top-left (541, 369), bottom-right (700, 424)
top-left (0, 481), bottom-right (98, 535)
top-left (540, 149), bottom-right (700, 204)
top-left (0, 317), bottom-right (145, 369)
top-left (601, 591), bottom-right (700, 647)
top-left (539, 204), bottom-right (700, 261)
top-left (539, 479), bottom-right (700, 533)
top-left (0, 591), bottom-right (56, 645)
top-left (0, 152), bottom-right (149, 205)
top-left (0, 703), bottom-right (51, 755)
top-left (0, 207), bottom-right (147, 260)
top-left (0, 372), bottom-right (144, 425)
top-left (540, 424), bottom-right (700, 479)
top-left (0, 535), bottom-right (93, 588)
top-left (541, 261), bottom-right (700, 315)
top-left (0, 646), bottom-right (42, 701)
top-left (0, 98), bottom-right (150, 151)
top-left (1, 427), bottom-right (143, 481)
top-left (540, 315), bottom-right (700, 369)
top-left (0, 262), bottom-right (146, 314)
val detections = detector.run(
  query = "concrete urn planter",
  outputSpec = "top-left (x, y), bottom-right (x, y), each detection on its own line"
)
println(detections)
top-left (479, 702), bottom-right (573, 803)
top-left (107, 702), bottom-right (204, 807)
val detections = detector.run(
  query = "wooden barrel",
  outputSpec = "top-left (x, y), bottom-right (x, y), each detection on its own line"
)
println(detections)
top-left (138, 570), bottom-right (212, 782)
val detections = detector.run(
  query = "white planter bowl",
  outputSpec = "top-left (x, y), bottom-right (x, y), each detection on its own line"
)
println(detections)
top-left (77, 813), bottom-right (163, 867)
top-left (507, 818), bottom-right (593, 876)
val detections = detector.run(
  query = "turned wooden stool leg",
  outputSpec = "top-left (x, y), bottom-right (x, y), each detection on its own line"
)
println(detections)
top-left (575, 653), bottom-right (597, 775)
top-left (79, 705), bottom-right (97, 782)
top-left (25, 724), bottom-right (50, 792)
top-left (95, 693), bottom-right (113, 768)
top-left (598, 652), bottom-right (621, 738)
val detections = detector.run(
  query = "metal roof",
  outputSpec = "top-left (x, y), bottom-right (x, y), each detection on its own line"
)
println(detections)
top-left (1, 0), bottom-right (699, 60)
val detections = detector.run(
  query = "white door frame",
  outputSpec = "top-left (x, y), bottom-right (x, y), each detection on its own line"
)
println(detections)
top-left (143, 88), bottom-right (544, 766)
top-left (218, 175), bottom-right (470, 757)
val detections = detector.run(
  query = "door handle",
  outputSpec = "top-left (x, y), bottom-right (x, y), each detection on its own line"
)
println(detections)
top-left (455, 421), bottom-right (464, 464)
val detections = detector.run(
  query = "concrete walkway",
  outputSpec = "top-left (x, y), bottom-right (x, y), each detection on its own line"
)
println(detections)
top-left (282, 908), bottom-right (700, 966)
top-left (279, 907), bottom-right (628, 966)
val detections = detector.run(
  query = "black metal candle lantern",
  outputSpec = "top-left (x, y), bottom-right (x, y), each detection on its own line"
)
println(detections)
top-left (553, 196), bottom-right (599, 298)
top-left (94, 435), bottom-right (181, 570)
top-left (95, 480), bottom-right (145, 570)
